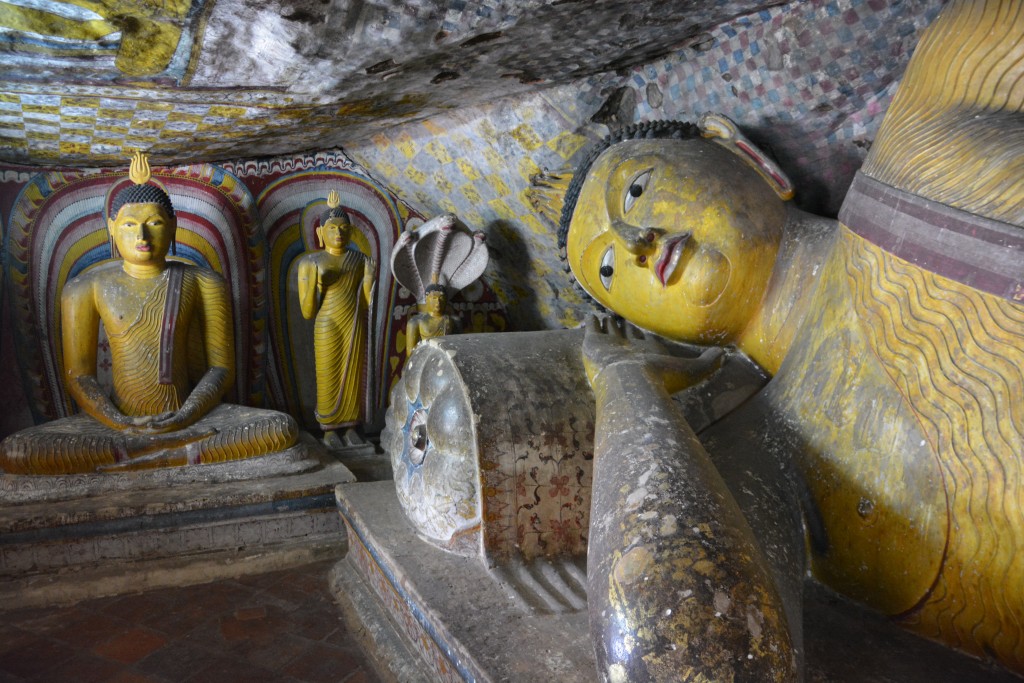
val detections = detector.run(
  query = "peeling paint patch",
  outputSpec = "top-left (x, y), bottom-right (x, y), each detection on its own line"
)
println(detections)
top-left (613, 546), bottom-right (654, 586)
top-left (713, 590), bottom-right (732, 615)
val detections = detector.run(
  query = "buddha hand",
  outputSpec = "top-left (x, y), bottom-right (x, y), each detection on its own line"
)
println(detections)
top-left (582, 315), bottom-right (724, 393)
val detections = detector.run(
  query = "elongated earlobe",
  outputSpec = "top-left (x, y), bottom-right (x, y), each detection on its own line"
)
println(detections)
top-left (107, 218), bottom-right (118, 259)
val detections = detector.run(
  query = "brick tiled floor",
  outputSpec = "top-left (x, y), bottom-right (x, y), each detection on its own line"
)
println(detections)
top-left (0, 561), bottom-right (381, 683)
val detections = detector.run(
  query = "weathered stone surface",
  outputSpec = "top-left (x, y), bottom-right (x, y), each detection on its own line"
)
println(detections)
top-left (335, 481), bottom-right (594, 683)
top-left (0, 449), bottom-right (355, 608)
top-left (335, 481), bottom-right (1023, 682)
top-left (383, 329), bottom-right (595, 562)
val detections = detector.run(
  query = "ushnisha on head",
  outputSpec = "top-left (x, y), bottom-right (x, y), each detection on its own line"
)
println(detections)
top-left (107, 151), bottom-right (177, 272)
top-left (316, 190), bottom-right (353, 254)
top-left (557, 116), bottom-right (793, 346)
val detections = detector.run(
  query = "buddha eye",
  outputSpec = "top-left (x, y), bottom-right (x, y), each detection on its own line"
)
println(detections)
top-left (599, 245), bottom-right (614, 291)
top-left (624, 169), bottom-right (652, 213)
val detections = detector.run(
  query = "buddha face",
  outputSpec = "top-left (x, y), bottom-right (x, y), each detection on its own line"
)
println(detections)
top-left (424, 290), bottom-right (447, 317)
top-left (318, 217), bottom-right (351, 253)
top-left (565, 138), bottom-right (788, 344)
top-left (108, 203), bottom-right (175, 267)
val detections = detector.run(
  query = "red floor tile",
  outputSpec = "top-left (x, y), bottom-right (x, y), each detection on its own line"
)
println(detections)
top-left (50, 611), bottom-right (133, 649)
top-left (0, 561), bottom-right (379, 683)
top-left (282, 642), bottom-right (373, 683)
top-left (92, 626), bottom-right (168, 664)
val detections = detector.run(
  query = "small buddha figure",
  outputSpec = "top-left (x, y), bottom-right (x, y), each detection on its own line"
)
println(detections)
top-left (296, 190), bottom-right (375, 450)
top-left (390, 212), bottom-right (488, 352)
top-left (0, 151), bottom-right (300, 475)
top-left (405, 283), bottom-right (458, 350)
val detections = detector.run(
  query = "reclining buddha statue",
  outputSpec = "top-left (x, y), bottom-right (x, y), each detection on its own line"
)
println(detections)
top-left (0, 152), bottom-right (300, 475)
top-left (551, 1), bottom-right (1024, 679)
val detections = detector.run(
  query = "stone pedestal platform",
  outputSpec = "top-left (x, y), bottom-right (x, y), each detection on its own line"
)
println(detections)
top-left (333, 481), bottom-right (593, 683)
top-left (0, 436), bottom-right (356, 608)
top-left (334, 481), bottom-right (1023, 683)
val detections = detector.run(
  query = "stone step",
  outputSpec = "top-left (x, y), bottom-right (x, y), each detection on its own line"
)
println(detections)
top-left (0, 451), bottom-right (357, 609)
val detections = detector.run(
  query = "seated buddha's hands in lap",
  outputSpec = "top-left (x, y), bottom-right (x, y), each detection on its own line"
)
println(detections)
top-left (582, 315), bottom-right (725, 394)
top-left (131, 405), bottom-right (202, 434)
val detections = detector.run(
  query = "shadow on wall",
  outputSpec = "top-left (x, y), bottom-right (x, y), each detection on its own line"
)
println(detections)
top-left (484, 219), bottom-right (546, 332)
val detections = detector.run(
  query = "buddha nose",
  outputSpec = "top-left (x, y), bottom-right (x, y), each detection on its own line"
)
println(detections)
top-left (611, 220), bottom-right (664, 254)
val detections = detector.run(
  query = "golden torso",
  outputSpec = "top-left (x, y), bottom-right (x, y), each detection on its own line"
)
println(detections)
top-left (414, 311), bottom-right (455, 341)
top-left (73, 264), bottom-right (205, 415)
top-left (0, 199), bottom-right (298, 474)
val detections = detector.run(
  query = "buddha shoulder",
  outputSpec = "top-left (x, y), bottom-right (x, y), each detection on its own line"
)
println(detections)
top-left (62, 262), bottom-right (226, 300)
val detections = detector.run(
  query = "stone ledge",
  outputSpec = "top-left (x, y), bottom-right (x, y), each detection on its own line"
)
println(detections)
top-left (0, 535), bottom-right (345, 610)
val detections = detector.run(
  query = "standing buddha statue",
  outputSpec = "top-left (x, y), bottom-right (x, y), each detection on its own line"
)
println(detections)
top-left (296, 190), bottom-right (376, 449)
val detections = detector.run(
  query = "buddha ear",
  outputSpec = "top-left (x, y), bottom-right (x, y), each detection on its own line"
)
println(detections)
top-left (315, 226), bottom-right (323, 248)
top-left (698, 113), bottom-right (794, 200)
top-left (106, 216), bottom-right (119, 258)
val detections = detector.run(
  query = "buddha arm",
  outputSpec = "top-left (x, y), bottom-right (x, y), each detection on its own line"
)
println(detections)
top-left (406, 315), bottom-right (421, 351)
top-left (297, 257), bottom-right (321, 320)
top-left (582, 317), bottom-right (797, 681)
top-left (362, 258), bottom-right (375, 306)
top-left (61, 276), bottom-right (136, 430)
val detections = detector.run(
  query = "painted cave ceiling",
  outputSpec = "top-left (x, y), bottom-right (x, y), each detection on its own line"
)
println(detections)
top-left (0, 0), bottom-right (795, 168)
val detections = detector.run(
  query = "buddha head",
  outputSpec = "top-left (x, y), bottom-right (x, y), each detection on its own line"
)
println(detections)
top-left (423, 284), bottom-right (448, 317)
top-left (559, 117), bottom-right (792, 345)
top-left (317, 190), bottom-right (353, 254)
top-left (107, 151), bottom-right (177, 266)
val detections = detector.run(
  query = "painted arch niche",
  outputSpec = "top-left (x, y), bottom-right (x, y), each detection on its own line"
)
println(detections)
top-left (259, 168), bottom-right (405, 431)
top-left (3, 164), bottom-right (267, 423)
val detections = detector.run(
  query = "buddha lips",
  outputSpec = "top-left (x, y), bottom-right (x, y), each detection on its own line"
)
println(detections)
top-left (655, 232), bottom-right (690, 286)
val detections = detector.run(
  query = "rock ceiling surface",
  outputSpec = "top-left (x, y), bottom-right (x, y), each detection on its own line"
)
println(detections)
top-left (0, 0), bottom-right (783, 167)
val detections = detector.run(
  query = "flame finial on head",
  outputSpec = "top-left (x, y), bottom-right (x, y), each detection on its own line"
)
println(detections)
top-left (128, 150), bottom-right (152, 185)
top-left (327, 190), bottom-right (341, 209)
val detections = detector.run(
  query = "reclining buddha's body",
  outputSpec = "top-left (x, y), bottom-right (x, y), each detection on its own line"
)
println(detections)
top-left (525, 2), bottom-right (1024, 678)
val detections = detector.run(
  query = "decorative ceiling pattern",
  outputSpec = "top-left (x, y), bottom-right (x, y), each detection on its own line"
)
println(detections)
top-left (0, 0), bottom-right (787, 167)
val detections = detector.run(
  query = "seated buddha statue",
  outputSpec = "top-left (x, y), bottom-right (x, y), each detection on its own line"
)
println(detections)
top-left (0, 152), bottom-right (300, 475)
top-left (389, 212), bottom-right (488, 352)
top-left (535, 1), bottom-right (1024, 679)
top-left (405, 284), bottom-right (458, 350)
